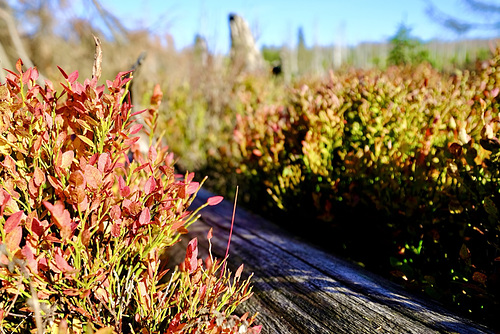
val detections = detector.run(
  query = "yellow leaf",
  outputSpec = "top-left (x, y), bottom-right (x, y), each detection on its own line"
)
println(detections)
top-left (0, 85), bottom-right (10, 100)
top-left (0, 137), bottom-right (12, 155)
top-left (95, 327), bottom-right (115, 334)
top-left (84, 115), bottom-right (99, 127)
top-left (77, 134), bottom-right (96, 149)
top-left (0, 143), bottom-right (11, 155)
top-left (60, 150), bottom-right (74, 169)
top-left (75, 118), bottom-right (94, 133)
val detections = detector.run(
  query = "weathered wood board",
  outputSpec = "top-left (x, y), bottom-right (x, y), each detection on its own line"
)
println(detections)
top-left (167, 189), bottom-right (494, 334)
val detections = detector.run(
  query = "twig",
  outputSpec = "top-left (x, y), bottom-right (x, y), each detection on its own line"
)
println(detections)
top-left (92, 35), bottom-right (102, 81)
top-left (221, 186), bottom-right (239, 277)
top-left (0, 7), bottom-right (46, 84)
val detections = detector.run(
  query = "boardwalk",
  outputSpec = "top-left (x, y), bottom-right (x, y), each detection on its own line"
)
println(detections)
top-left (168, 189), bottom-right (493, 334)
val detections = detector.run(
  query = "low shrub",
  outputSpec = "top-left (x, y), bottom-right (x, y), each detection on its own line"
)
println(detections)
top-left (0, 60), bottom-right (260, 333)
top-left (230, 52), bottom-right (500, 326)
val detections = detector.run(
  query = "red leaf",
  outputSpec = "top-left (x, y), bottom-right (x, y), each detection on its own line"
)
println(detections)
top-left (55, 253), bottom-right (75, 273)
top-left (60, 150), bottom-right (74, 169)
top-left (47, 175), bottom-right (63, 194)
top-left (62, 289), bottom-right (80, 296)
top-left (133, 163), bottom-right (149, 174)
top-left (459, 244), bottom-right (471, 260)
top-left (148, 145), bottom-right (157, 163)
top-left (130, 108), bottom-right (147, 117)
top-left (109, 205), bottom-right (121, 220)
top-left (43, 201), bottom-right (72, 239)
top-left (111, 222), bottom-right (121, 238)
top-left (118, 176), bottom-right (130, 197)
top-left (32, 136), bottom-right (43, 153)
top-left (84, 165), bottom-right (102, 190)
top-left (151, 84), bottom-right (163, 105)
top-left (30, 217), bottom-right (45, 238)
top-left (30, 67), bottom-right (39, 82)
top-left (207, 196), bottom-right (223, 206)
top-left (67, 70), bottom-right (79, 83)
top-left (97, 153), bottom-right (110, 173)
top-left (491, 87), bottom-right (500, 98)
top-left (185, 238), bottom-right (198, 274)
top-left (57, 65), bottom-right (68, 79)
top-left (28, 178), bottom-right (37, 198)
top-left (129, 123), bottom-right (143, 135)
top-left (249, 325), bottom-right (263, 334)
top-left (165, 152), bottom-right (174, 166)
top-left (22, 68), bottom-right (31, 84)
top-left (252, 149), bottom-right (262, 157)
top-left (139, 207), bottom-right (150, 226)
top-left (235, 263), bottom-right (244, 280)
top-left (4, 210), bottom-right (23, 233)
top-left (199, 285), bottom-right (207, 300)
top-left (5, 226), bottom-right (22, 253)
top-left (68, 170), bottom-right (86, 188)
top-left (88, 153), bottom-right (99, 166)
top-left (205, 256), bottom-right (213, 271)
top-left (21, 245), bottom-right (37, 273)
top-left (16, 59), bottom-right (23, 74)
top-left (186, 182), bottom-right (199, 195)
top-left (0, 190), bottom-right (11, 216)
top-left (33, 167), bottom-right (46, 187)
top-left (144, 176), bottom-right (156, 195)
top-left (171, 220), bottom-right (184, 231)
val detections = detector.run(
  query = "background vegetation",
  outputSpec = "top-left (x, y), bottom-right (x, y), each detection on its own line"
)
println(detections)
top-left (1, 0), bottom-right (500, 331)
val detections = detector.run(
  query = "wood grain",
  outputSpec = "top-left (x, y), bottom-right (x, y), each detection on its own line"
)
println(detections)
top-left (167, 189), bottom-right (493, 334)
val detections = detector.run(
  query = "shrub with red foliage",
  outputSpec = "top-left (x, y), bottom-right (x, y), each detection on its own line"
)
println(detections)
top-left (0, 60), bottom-right (259, 333)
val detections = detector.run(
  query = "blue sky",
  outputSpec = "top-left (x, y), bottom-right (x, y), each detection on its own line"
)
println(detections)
top-left (84, 0), bottom-right (499, 53)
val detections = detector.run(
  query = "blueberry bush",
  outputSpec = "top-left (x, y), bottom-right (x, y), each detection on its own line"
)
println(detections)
top-left (0, 60), bottom-right (260, 334)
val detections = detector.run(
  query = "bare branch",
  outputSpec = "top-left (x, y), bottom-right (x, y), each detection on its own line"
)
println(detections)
top-left (0, 6), bottom-right (46, 83)
top-left (92, 35), bottom-right (102, 81)
top-left (90, 0), bottom-right (129, 44)
top-left (0, 41), bottom-right (13, 82)
top-left (425, 0), bottom-right (500, 34)
top-left (464, 0), bottom-right (500, 13)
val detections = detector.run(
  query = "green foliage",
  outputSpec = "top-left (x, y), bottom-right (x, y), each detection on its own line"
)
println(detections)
top-left (388, 23), bottom-right (433, 66)
top-left (230, 51), bottom-right (500, 327)
top-left (0, 60), bottom-right (259, 334)
top-left (261, 47), bottom-right (281, 64)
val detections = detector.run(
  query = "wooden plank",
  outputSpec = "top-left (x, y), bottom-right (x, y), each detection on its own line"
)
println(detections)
top-left (166, 189), bottom-right (494, 334)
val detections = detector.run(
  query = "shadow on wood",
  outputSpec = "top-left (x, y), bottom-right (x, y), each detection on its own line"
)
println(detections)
top-left (166, 189), bottom-right (494, 334)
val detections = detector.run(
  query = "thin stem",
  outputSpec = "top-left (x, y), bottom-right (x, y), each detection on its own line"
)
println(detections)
top-left (221, 186), bottom-right (238, 277)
